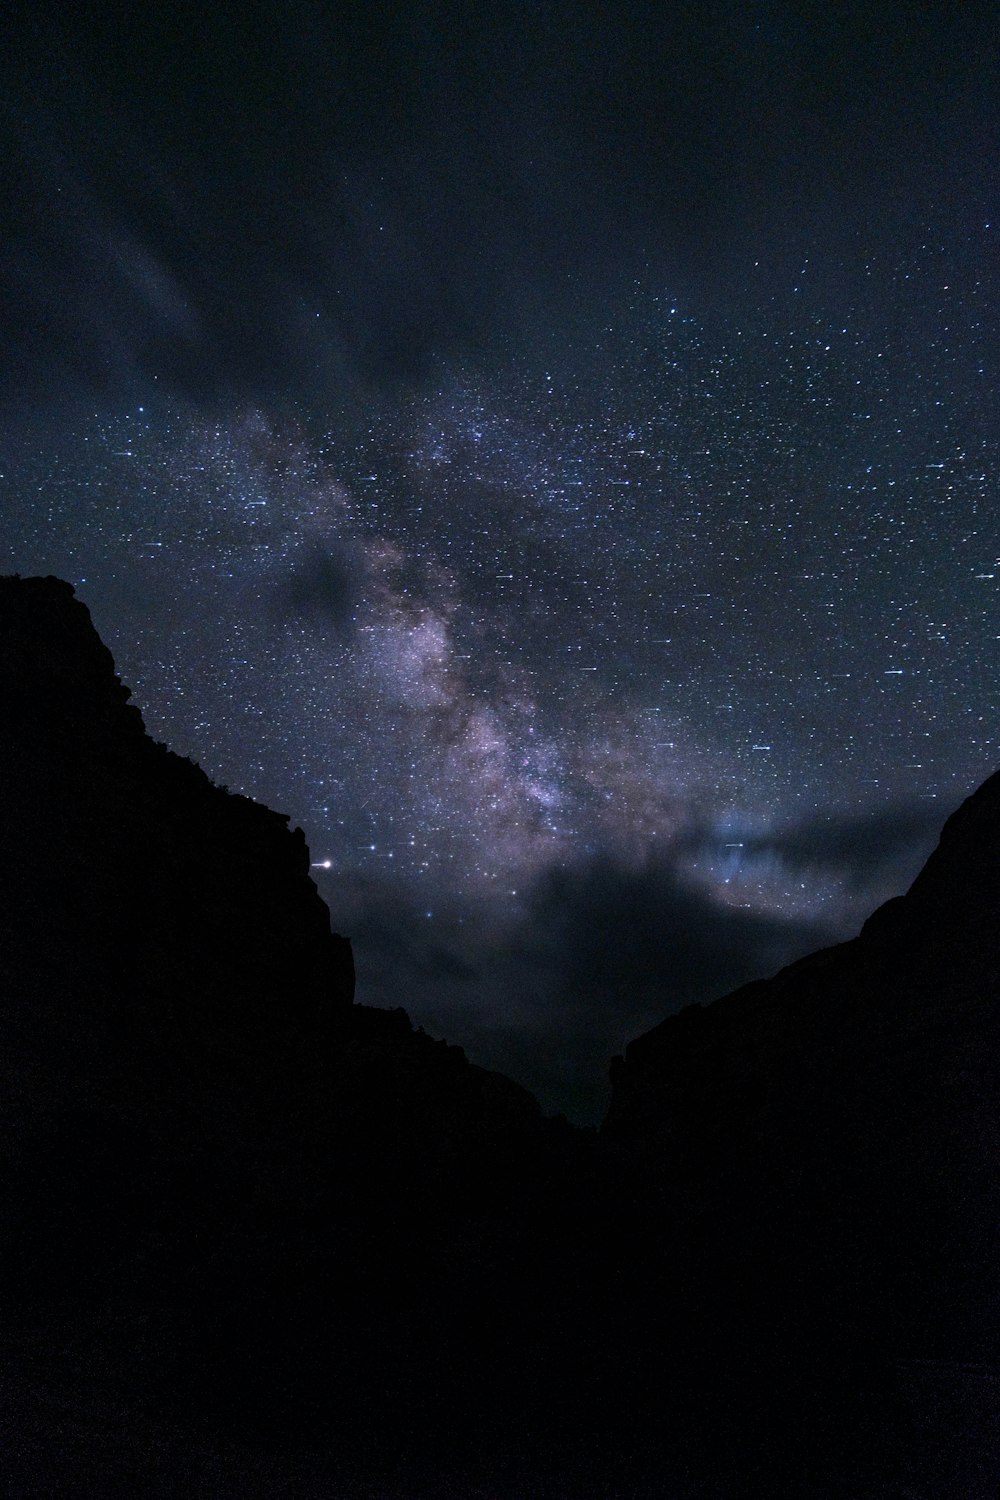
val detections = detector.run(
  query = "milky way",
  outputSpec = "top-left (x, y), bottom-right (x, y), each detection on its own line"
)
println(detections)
top-left (5, 226), bottom-right (999, 1118)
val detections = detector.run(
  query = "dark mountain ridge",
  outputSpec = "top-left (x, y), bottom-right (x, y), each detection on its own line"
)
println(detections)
top-left (2, 576), bottom-right (577, 1493)
top-left (3, 575), bottom-right (998, 1496)
top-left (607, 764), bottom-right (1000, 1348)
top-left (599, 768), bottom-right (1000, 1494)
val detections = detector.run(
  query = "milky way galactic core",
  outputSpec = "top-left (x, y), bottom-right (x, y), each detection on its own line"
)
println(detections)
top-left (5, 2), bottom-right (998, 1117)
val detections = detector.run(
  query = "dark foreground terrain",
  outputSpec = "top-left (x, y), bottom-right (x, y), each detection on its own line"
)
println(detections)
top-left (3, 576), bottom-right (998, 1496)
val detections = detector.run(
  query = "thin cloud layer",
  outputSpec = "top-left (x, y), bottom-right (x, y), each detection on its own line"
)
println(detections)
top-left (325, 844), bottom-right (831, 1123)
top-left (741, 803), bottom-right (949, 891)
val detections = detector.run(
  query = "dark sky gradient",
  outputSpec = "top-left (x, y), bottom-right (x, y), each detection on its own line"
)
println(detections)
top-left (4, 2), bottom-right (999, 1118)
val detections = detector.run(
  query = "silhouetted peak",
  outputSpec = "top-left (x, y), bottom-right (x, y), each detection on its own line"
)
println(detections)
top-left (876, 765), bottom-right (1000, 923)
top-left (0, 574), bottom-right (356, 1077)
top-left (0, 575), bottom-right (146, 743)
top-left (610, 765), bottom-right (1000, 1103)
top-left (5, 575), bottom-right (998, 1496)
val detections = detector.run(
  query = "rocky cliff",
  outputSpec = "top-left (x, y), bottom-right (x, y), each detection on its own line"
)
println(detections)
top-left (2, 576), bottom-right (579, 1497)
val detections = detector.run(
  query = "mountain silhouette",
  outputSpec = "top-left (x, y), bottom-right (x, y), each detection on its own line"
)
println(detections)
top-left (3, 575), bottom-right (997, 1497)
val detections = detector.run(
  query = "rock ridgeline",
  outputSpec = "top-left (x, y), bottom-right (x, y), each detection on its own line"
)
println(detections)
top-left (0, 569), bottom-right (548, 1153)
top-left (3, 577), bottom-right (571, 1495)
top-left (0, 575), bottom-right (354, 1067)
top-left (3, 575), bottom-right (999, 1498)
top-left (608, 762), bottom-right (1000, 1146)
top-left (599, 766), bottom-right (1000, 1494)
top-left (605, 767), bottom-right (1000, 1350)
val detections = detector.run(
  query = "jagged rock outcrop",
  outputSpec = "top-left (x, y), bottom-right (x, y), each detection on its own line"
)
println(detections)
top-left (0, 575), bottom-right (354, 1087)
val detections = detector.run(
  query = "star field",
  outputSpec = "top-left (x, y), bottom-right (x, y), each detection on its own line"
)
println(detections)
top-left (5, 223), bottom-right (999, 1117)
top-left (4, 1), bottom-right (999, 1118)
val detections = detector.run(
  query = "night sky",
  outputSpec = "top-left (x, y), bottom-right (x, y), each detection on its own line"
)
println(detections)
top-left (4, 2), bottom-right (999, 1119)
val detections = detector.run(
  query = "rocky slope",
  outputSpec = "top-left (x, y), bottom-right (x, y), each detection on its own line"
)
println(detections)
top-left (1, 577), bottom-right (581, 1496)
top-left (605, 768), bottom-right (1000, 1352)
top-left (602, 769), bottom-right (1000, 1492)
